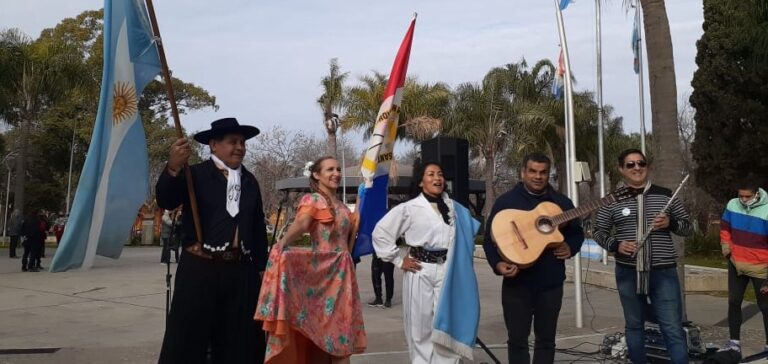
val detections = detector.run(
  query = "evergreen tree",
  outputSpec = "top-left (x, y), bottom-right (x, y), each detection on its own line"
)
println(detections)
top-left (691, 0), bottom-right (768, 201)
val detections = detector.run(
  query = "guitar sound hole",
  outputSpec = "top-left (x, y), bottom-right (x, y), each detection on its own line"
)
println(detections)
top-left (536, 217), bottom-right (555, 234)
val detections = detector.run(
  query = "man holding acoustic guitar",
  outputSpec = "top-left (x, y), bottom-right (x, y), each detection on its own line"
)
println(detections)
top-left (593, 148), bottom-right (693, 364)
top-left (483, 153), bottom-right (584, 364)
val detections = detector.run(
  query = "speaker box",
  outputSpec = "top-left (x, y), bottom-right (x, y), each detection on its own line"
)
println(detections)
top-left (420, 137), bottom-right (469, 207)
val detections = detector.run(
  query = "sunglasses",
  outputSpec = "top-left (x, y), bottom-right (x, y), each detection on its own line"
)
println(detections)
top-left (624, 160), bottom-right (647, 169)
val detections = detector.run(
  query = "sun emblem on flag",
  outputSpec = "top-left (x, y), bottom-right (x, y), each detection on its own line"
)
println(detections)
top-left (112, 81), bottom-right (138, 125)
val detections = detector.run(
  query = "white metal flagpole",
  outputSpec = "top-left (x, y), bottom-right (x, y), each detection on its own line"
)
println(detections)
top-left (554, 0), bottom-right (583, 328)
top-left (596, 0), bottom-right (608, 265)
top-left (635, 1), bottom-right (647, 155)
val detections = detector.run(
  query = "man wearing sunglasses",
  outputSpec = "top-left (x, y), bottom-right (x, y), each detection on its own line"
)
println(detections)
top-left (593, 148), bottom-right (693, 364)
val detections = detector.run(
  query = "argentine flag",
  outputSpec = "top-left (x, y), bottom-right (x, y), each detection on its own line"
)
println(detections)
top-left (51, 0), bottom-right (161, 272)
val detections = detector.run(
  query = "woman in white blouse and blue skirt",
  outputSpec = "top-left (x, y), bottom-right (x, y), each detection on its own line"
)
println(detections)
top-left (372, 161), bottom-right (480, 364)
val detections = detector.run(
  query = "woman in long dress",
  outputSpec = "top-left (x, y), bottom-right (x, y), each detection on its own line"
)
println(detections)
top-left (255, 156), bottom-right (366, 364)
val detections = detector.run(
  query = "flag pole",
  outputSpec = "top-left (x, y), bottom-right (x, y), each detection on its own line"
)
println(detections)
top-left (145, 0), bottom-right (204, 244)
top-left (595, 0), bottom-right (608, 265)
top-left (554, 0), bottom-right (583, 328)
top-left (635, 1), bottom-right (647, 155)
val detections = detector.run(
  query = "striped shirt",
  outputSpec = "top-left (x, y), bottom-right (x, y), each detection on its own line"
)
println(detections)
top-left (593, 184), bottom-right (693, 268)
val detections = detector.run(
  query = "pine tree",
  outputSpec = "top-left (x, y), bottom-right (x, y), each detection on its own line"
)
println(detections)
top-left (691, 0), bottom-right (768, 201)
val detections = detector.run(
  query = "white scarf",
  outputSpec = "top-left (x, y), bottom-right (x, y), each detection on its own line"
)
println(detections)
top-left (211, 155), bottom-right (241, 217)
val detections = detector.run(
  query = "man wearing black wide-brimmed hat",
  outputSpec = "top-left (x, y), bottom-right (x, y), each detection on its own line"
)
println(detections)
top-left (156, 117), bottom-right (268, 364)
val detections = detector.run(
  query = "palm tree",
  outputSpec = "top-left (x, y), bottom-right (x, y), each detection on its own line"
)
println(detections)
top-left (317, 58), bottom-right (348, 158)
top-left (444, 60), bottom-right (555, 216)
top-left (343, 72), bottom-right (450, 142)
top-left (638, 0), bottom-right (685, 190)
top-left (0, 29), bottom-right (81, 213)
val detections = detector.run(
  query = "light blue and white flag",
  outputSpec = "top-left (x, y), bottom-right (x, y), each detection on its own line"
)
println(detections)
top-left (51, 0), bottom-right (161, 272)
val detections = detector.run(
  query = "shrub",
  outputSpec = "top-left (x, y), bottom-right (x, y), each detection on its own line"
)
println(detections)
top-left (685, 230), bottom-right (721, 257)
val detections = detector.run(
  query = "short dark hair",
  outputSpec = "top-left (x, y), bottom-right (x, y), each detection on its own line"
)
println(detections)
top-left (521, 153), bottom-right (551, 171)
top-left (617, 148), bottom-right (646, 166)
top-left (734, 174), bottom-right (760, 192)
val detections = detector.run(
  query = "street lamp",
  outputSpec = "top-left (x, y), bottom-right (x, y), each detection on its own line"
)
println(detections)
top-left (2, 152), bottom-right (17, 240)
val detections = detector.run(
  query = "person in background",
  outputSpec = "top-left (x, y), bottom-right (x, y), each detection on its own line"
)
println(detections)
top-left (8, 209), bottom-right (23, 259)
top-left (160, 210), bottom-right (174, 264)
top-left (357, 182), bottom-right (395, 308)
top-left (53, 211), bottom-right (67, 245)
top-left (21, 209), bottom-right (46, 272)
top-left (719, 176), bottom-right (768, 356)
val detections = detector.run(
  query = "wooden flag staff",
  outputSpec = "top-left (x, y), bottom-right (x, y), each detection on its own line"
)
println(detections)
top-left (144, 0), bottom-right (204, 244)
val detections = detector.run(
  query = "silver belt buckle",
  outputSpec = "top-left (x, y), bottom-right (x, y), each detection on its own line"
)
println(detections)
top-left (435, 255), bottom-right (445, 264)
top-left (222, 251), bottom-right (235, 261)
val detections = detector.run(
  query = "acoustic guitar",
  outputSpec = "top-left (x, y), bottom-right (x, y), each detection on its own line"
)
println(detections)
top-left (491, 187), bottom-right (635, 266)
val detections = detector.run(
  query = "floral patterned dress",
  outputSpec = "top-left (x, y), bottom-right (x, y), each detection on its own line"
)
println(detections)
top-left (255, 193), bottom-right (367, 363)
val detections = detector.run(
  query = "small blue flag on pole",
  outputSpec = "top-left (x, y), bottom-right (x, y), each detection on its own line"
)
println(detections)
top-left (51, 0), bottom-right (161, 272)
top-left (559, 0), bottom-right (573, 10)
top-left (631, 7), bottom-right (641, 74)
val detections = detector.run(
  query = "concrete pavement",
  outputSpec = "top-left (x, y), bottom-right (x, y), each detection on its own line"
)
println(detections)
top-left (0, 247), bottom-right (766, 363)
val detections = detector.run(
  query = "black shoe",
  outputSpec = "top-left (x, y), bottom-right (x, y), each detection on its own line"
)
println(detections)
top-left (384, 300), bottom-right (392, 308)
top-left (29, 267), bottom-right (39, 272)
top-left (36, 266), bottom-right (44, 270)
top-left (21, 266), bottom-right (27, 272)
top-left (367, 298), bottom-right (384, 307)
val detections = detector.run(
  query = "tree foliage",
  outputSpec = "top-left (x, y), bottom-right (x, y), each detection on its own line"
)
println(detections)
top-left (342, 73), bottom-right (450, 142)
top-left (691, 0), bottom-right (768, 201)
top-left (0, 9), bottom-right (218, 213)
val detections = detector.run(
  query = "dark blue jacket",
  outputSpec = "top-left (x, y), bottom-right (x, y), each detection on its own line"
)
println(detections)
top-left (483, 182), bottom-right (584, 291)
top-left (155, 160), bottom-right (269, 272)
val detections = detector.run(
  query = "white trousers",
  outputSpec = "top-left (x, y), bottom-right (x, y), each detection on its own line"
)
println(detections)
top-left (403, 261), bottom-right (463, 364)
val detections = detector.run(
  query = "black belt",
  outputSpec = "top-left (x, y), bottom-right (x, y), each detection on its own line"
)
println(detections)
top-left (409, 246), bottom-right (448, 264)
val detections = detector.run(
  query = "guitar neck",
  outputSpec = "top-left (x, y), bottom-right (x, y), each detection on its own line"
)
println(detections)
top-left (551, 194), bottom-right (617, 226)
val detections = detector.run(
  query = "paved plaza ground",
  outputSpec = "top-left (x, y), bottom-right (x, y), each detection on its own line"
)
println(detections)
top-left (0, 246), bottom-right (766, 363)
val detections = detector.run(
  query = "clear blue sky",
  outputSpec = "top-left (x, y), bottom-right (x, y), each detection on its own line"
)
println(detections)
top-left (1, 0), bottom-right (703, 151)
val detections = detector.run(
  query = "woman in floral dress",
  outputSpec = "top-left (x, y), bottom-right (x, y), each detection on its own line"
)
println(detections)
top-left (255, 156), bottom-right (366, 364)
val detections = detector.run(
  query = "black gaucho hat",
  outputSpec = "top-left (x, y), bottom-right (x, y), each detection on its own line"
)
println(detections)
top-left (193, 117), bottom-right (260, 144)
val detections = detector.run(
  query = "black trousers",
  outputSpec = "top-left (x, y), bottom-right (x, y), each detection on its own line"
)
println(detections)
top-left (159, 251), bottom-right (266, 364)
top-left (160, 238), bottom-right (179, 263)
top-left (727, 260), bottom-right (768, 344)
top-left (502, 283), bottom-right (563, 364)
top-left (371, 253), bottom-right (394, 301)
top-left (21, 240), bottom-right (42, 270)
top-left (9, 235), bottom-right (19, 257)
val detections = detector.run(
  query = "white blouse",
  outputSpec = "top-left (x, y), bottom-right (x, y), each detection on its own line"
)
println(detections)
top-left (372, 193), bottom-right (456, 268)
